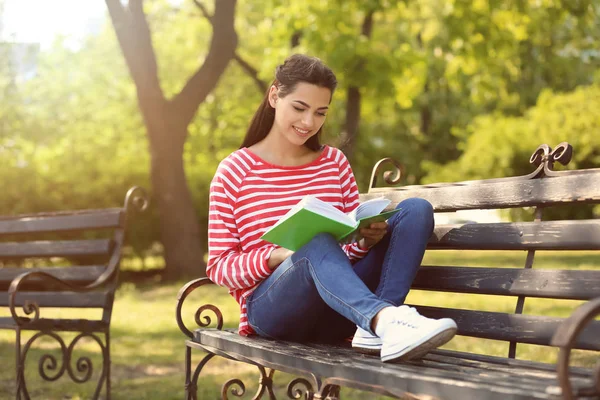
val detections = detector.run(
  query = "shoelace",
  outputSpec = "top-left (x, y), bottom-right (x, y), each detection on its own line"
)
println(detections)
top-left (391, 306), bottom-right (430, 329)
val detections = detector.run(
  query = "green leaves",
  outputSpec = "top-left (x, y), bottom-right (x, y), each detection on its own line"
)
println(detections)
top-left (1, 0), bottom-right (599, 252)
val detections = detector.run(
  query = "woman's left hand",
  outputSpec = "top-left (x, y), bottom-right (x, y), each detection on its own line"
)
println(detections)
top-left (358, 221), bottom-right (388, 250)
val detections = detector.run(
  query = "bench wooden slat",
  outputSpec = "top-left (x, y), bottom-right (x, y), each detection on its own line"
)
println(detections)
top-left (362, 172), bottom-right (600, 211)
top-left (414, 306), bottom-right (600, 351)
top-left (192, 329), bottom-right (596, 400)
top-left (429, 220), bottom-right (600, 250)
top-left (0, 208), bottom-right (124, 235)
top-left (412, 267), bottom-right (600, 300)
top-left (0, 317), bottom-right (108, 332)
top-left (0, 239), bottom-right (113, 259)
top-left (0, 291), bottom-right (110, 308)
top-left (0, 266), bottom-right (107, 290)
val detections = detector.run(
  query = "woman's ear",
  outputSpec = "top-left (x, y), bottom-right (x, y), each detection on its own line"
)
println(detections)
top-left (268, 85), bottom-right (279, 108)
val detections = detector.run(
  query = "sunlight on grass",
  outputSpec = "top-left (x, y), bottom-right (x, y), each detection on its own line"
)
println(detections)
top-left (0, 250), bottom-right (598, 399)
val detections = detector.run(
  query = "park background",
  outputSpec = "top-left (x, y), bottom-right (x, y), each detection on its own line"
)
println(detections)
top-left (1, 0), bottom-right (599, 399)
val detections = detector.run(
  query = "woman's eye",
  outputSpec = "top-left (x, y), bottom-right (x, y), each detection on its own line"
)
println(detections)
top-left (293, 106), bottom-right (305, 112)
top-left (317, 112), bottom-right (327, 117)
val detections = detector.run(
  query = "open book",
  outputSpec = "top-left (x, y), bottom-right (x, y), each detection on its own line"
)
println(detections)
top-left (260, 195), bottom-right (400, 251)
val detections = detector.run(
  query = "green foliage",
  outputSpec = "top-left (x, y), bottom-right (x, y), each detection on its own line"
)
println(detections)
top-left (424, 83), bottom-right (600, 219)
top-left (425, 83), bottom-right (600, 180)
top-left (0, 0), bottom-right (599, 254)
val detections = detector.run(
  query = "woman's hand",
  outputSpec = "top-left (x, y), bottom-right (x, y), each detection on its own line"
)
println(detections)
top-left (358, 221), bottom-right (388, 250)
top-left (267, 247), bottom-right (294, 270)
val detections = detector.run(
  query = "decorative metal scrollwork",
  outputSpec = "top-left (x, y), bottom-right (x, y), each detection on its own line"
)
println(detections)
top-left (18, 331), bottom-right (107, 399)
top-left (9, 272), bottom-right (82, 325)
top-left (287, 377), bottom-right (314, 399)
top-left (124, 185), bottom-right (149, 214)
top-left (254, 367), bottom-right (276, 400)
top-left (284, 376), bottom-right (342, 400)
top-left (315, 383), bottom-right (341, 400)
top-left (528, 142), bottom-right (574, 178)
top-left (176, 277), bottom-right (223, 338)
top-left (369, 157), bottom-right (404, 191)
top-left (222, 378), bottom-right (246, 399)
top-left (186, 352), bottom-right (276, 400)
top-left (195, 304), bottom-right (224, 329)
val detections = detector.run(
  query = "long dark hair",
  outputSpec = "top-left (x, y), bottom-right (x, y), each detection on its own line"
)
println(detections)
top-left (240, 54), bottom-right (338, 151)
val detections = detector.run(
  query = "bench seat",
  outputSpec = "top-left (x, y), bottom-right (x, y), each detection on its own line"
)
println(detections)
top-left (191, 329), bottom-right (596, 400)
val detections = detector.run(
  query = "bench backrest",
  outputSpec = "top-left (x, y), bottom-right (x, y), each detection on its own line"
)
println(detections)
top-left (360, 143), bottom-right (600, 358)
top-left (0, 187), bottom-right (146, 324)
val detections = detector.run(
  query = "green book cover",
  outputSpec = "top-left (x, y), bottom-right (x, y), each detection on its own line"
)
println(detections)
top-left (260, 196), bottom-right (400, 251)
top-left (338, 209), bottom-right (401, 244)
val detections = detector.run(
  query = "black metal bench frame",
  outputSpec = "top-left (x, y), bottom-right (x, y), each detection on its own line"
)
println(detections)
top-left (176, 142), bottom-right (600, 400)
top-left (1, 186), bottom-right (147, 400)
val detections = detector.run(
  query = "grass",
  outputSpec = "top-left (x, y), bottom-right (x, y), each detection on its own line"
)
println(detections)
top-left (0, 250), bottom-right (598, 399)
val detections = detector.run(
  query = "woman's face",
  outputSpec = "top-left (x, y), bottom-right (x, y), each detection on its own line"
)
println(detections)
top-left (269, 82), bottom-right (331, 148)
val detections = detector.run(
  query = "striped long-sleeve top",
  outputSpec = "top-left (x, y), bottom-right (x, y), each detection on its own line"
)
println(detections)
top-left (207, 145), bottom-right (368, 336)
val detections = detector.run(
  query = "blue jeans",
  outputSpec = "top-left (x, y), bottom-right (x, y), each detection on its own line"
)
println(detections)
top-left (246, 198), bottom-right (434, 343)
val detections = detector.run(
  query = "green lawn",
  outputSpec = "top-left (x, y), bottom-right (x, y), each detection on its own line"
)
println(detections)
top-left (0, 250), bottom-right (598, 399)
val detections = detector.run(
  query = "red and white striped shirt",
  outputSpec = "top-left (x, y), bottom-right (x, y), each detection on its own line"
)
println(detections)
top-left (207, 145), bottom-right (368, 335)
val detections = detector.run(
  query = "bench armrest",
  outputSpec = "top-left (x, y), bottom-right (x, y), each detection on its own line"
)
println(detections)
top-left (551, 296), bottom-right (600, 400)
top-left (8, 270), bottom-right (113, 326)
top-left (175, 277), bottom-right (224, 338)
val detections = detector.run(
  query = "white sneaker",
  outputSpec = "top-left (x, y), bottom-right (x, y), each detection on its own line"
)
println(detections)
top-left (351, 326), bottom-right (382, 354)
top-left (379, 306), bottom-right (457, 363)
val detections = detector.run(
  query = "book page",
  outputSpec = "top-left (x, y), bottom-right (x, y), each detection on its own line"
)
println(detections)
top-left (304, 196), bottom-right (355, 226)
top-left (349, 197), bottom-right (392, 222)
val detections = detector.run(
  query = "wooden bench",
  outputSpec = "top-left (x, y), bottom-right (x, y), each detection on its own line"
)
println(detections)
top-left (0, 186), bottom-right (147, 400)
top-left (176, 142), bottom-right (600, 400)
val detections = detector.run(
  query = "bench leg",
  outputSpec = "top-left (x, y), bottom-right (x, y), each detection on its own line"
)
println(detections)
top-left (105, 331), bottom-right (111, 400)
top-left (15, 327), bottom-right (25, 400)
top-left (254, 366), bottom-right (276, 399)
top-left (186, 346), bottom-right (218, 400)
top-left (184, 346), bottom-right (192, 400)
top-left (316, 384), bottom-right (341, 400)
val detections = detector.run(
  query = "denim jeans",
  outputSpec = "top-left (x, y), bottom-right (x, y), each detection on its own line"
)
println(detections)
top-left (246, 198), bottom-right (434, 343)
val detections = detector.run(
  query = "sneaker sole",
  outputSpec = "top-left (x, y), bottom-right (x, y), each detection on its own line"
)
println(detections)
top-left (381, 326), bottom-right (457, 363)
top-left (351, 342), bottom-right (382, 355)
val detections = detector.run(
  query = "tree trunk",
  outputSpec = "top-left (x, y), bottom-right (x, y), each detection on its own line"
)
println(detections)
top-left (339, 9), bottom-right (374, 160)
top-left (340, 87), bottom-right (361, 158)
top-left (145, 109), bottom-right (206, 279)
top-left (106, 0), bottom-right (237, 279)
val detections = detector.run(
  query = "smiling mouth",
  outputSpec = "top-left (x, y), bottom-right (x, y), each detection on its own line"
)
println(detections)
top-left (293, 126), bottom-right (310, 135)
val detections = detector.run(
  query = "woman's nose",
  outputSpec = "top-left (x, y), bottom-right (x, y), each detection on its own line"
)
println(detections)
top-left (301, 113), bottom-right (314, 127)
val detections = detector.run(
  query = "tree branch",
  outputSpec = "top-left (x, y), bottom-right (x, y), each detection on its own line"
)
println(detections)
top-left (171, 0), bottom-right (238, 127)
top-left (193, 0), bottom-right (211, 20)
top-left (191, 0), bottom-right (266, 94)
top-left (234, 54), bottom-right (268, 93)
top-left (362, 9), bottom-right (374, 37)
top-left (105, 0), bottom-right (164, 102)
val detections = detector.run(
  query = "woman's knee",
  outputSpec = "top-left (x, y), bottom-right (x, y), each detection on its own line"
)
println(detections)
top-left (394, 198), bottom-right (435, 234)
top-left (399, 198), bottom-right (434, 219)
top-left (300, 232), bottom-right (347, 267)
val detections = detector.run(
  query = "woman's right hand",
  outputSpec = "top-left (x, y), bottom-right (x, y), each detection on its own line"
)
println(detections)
top-left (267, 247), bottom-right (294, 270)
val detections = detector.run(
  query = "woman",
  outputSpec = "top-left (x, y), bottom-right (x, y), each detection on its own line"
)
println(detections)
top-left (207, 54), bottom-right (456, 363)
